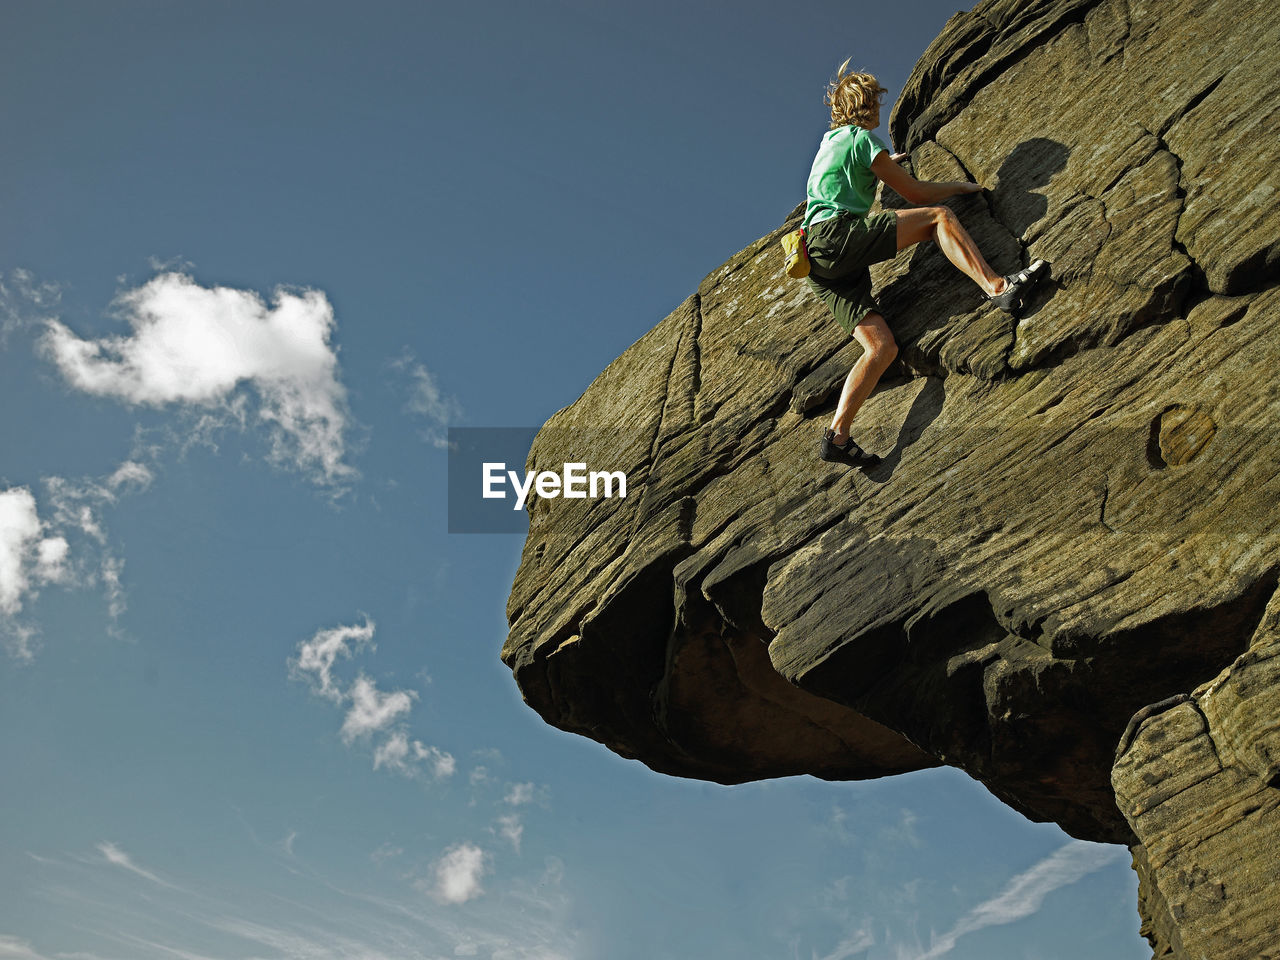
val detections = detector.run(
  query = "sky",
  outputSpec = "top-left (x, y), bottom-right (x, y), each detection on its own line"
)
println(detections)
top-left (0, 2), bottom-right (1152, 959)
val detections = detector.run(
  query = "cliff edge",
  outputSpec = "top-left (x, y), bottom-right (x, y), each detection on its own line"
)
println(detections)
top-left (502, 0), bottom-right (1280, 956)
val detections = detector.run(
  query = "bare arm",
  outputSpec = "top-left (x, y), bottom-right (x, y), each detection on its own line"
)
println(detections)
top-left (870, 151), bottom-right (984, 205)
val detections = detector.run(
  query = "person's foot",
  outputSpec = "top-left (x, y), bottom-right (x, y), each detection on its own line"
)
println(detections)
top-left (820, 428), bottom-right (881, 468)
top-left (989, 259), bottom-right (1050, 314)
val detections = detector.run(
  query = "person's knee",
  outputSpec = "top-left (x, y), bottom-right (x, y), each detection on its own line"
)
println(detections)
top-left (917, 206), bottom-right (948, 243)
top-left (872, 338), bottom-right (899, 370)
top-left (859, 315), bottom-right (898, 368)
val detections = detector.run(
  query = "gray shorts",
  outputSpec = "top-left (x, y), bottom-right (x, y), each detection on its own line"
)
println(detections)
top-left (803, 210), bottom-right (899, 334)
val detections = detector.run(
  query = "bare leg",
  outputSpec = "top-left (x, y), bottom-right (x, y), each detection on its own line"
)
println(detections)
top-left (829, 312), bottom-right (898, 442)
top-left (895, 207), bottom-right (1005, 297)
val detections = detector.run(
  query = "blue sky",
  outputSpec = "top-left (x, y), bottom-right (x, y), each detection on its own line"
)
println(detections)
top-left (1, 2), bottom-right (1150, 958)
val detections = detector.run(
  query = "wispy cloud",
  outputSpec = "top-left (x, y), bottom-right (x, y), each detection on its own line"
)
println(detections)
top-left (493, 814), bottom-right (524, 854)
top-left (289, 618), bottom-right (453, 781)
top-left (23, 839), bottom-right (579, 960)
top-left (813, 926), bottom-right (875, 960)
top-left (97, 842), bottom-right (179, 890)
top-left (503, 782), bottom-right (536, 806)
top-left (426, 843), bottom-right (488, 905)
top-left (902, 840), bottom-right (1127, 960)
top-left (99, 933), bottom-right (220, 960)
top-left (0, 934), bottom-right (57, 960)
top-left (826, 804), bottom-right (921, 850)
top-left (40, 271), bottom-right (357, 489)
top-left (42, 460), bottom-right (154, 543)
top-left (390, 350), bottom-right (462, 448)
top-left (42, 461), bottom-right (154, 625)
top-left (204, 917), bottom-right (400, 960)
top-left (0, 268), bottom-right (60, 346)
top-left (370, 843), bottom-right (403, 864)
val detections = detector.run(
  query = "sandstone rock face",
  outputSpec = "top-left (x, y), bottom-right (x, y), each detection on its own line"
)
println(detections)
top-left (1113, 592), bottom-right (1280, 960)
top-left (502, 0), bottom-right (1280, 955)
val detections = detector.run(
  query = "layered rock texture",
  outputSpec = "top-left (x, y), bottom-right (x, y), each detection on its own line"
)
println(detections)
top-left (502, 0), bottom-right (1280, 956)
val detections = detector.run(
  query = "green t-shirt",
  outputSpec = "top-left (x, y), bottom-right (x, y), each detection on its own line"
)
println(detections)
top-left (802, 126), bottom-right (889, 228)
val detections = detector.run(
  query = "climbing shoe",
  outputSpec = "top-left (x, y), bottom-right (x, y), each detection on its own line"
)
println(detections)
top-left (989, 258), bottom-right (1050, 314)
top-left (820, 428), bottom-right (881, 468)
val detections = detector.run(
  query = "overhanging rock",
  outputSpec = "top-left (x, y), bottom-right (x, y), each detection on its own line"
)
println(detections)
top-left (503, 0), bottom-right (1280, 956)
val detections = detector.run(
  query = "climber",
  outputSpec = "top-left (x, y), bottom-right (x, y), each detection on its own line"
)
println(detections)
top-left (803, 60), bottom-right (1049, 468)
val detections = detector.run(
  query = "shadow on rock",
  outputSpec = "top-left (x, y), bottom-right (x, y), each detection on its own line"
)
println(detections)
top-left (993, 137), bottom-right (1070, 240)
top-left (864, 374), bottom-right (946, 483)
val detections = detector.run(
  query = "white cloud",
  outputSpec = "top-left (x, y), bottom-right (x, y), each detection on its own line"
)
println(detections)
top-left (905, 840), bottom-right (1127, 960)
top-left (100, 553), bottom-right (126, 622)
top-left (34, 536), bottom-right (70, 583)
top-left (106, 460), bottom-right (154, 491)
top-left (97, 841), bottom-right (176, 889)
top-left (2, 464), bottom-right (149, 656)
top-left (494, 814), bottom-right (523, 854)
top-left (373, 731), bottom-right (456, 780)
top-left (429, 748), bottom-right (458, 780)
top-left (0, 487), bottom-right (74, 659)
top-left (503, 783), bottom-right (535, 807)
top-left (0, 488), bottom-right (66, 614)
top-left (341, 674), bottom-right (416, 742)
top-left (429, 844), bottom-right (488, 905)
top-left (2, 624), bottom-right (39, 664)
top-left (392, 350), bottom-right (462, 448)
top-left (290, 618), bottom-right (452, 780)
top-left (372, 730), bottom-right (414, 772)
top-left (40, 272), bottom-right (357, 488)
top-left (290, 618), bottom-right (376, 703)
top-left (500, 782), bottom-right (547, 811)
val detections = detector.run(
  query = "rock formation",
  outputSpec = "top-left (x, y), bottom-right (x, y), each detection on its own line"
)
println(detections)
top-left (501, 0), bottom-right (1280, 955)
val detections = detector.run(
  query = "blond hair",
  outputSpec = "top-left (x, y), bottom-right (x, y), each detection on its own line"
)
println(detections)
top-left (825, 58), bottom-right (887, 130)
